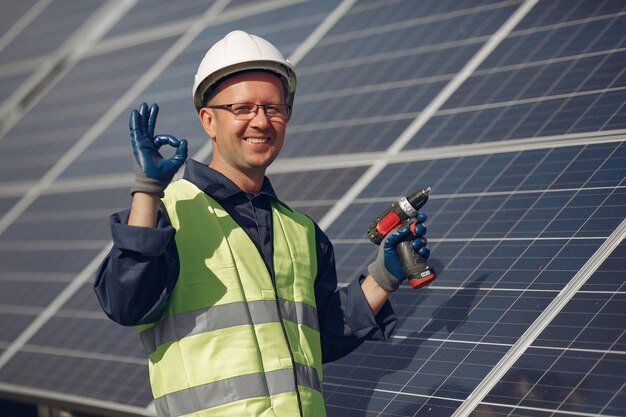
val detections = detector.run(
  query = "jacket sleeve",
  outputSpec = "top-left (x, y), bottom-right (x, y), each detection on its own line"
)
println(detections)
top-left (93, 208), bottom-right (179, 326)
top-left (314, 225), bottom-right (397, 363)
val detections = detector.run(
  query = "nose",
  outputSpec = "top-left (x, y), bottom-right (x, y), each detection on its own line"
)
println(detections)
top-left (249, 105), bottom-right (270, 129)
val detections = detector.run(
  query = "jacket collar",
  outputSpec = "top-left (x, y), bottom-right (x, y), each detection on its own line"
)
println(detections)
top-left (182, 159), bottom-right (278, 202)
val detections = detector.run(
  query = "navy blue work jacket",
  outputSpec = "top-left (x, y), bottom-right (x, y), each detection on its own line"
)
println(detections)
top-left (94, 160), bottom-right (397, 363)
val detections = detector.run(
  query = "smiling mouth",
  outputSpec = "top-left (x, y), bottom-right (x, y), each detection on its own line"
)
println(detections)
top-left (244, 137), bottom-right (270, 144)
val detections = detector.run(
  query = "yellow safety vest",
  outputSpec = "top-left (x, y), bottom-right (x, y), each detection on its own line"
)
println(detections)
top-left (138, 179), bottom-right (326, 417)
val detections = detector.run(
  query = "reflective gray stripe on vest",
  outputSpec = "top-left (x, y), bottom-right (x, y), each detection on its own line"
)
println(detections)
top-left (294, 362), bottom-right (322, 393)
top-left (155, 364), bottom-right (321, 417)
top-left (278, 298), bottom-right (319, 332)
top-left (141, 299), bottom-right (319, 355)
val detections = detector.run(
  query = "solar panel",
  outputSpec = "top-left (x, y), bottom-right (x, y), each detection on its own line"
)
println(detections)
top-left (0, 1), bottom-right (624, 416)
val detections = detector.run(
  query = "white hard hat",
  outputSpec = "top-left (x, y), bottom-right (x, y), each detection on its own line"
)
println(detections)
top-left (192, 30), bottom-right (297, 112)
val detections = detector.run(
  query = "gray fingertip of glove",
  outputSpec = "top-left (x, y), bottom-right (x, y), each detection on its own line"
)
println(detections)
top-left (367, 243), bottom-right (402, 293)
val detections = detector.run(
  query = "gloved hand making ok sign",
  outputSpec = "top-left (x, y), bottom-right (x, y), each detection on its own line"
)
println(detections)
top-left (130, 102), bottom-right (188, 196)
top-left (368, 213), bottom-right (431, 292)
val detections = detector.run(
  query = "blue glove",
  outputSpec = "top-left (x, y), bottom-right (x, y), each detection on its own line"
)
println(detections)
top-left (130, 102), bottom-right (188, 196)
top-left (368, 213), bottom-right (430, 292)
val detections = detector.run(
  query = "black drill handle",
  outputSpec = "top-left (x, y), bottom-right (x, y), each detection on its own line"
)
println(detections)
top-left (397, 220), bottom-right (437, 288)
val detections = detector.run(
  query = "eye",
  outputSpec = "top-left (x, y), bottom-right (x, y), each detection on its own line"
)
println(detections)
top-left (231, 104), bottom-right (255, 114)
top-left (264, 105), bottom-right (279, 115)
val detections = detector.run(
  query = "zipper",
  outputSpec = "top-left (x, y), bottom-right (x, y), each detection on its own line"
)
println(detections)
top-left (269, 267), bottom-right (305, 417)
top-left (248, 195), bottom-right (305, 417)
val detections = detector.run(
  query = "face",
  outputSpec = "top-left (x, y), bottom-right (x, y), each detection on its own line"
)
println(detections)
top-left (199, 71), bottom-right (288, 181)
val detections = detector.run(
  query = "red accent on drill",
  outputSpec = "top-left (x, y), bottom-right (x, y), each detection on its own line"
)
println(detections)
top-left (367, 188), bottom-right (437, 289)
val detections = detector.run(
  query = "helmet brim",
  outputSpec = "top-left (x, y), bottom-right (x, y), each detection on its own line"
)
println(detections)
top-left (193, 61), bottom-right (297, 112)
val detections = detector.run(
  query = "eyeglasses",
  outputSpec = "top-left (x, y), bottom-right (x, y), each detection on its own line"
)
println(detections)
top-left (207, 103), bottom-right (291, 121)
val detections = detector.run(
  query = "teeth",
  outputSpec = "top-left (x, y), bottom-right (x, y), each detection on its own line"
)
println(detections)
top-left (245, 138), bottom-right (269, 144)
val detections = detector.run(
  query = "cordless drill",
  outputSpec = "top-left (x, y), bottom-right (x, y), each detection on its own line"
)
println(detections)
top-left (367, 187), bottom-right (437, 289)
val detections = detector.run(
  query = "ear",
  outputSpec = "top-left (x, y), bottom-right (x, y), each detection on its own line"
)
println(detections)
top-left (198, 107), bottom-right (216, 139)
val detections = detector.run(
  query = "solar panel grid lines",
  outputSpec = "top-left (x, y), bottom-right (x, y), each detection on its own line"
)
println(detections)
top-left (316, 0), bottom-right (540, 232)
top-left (0, 1), bottom-right (230, 237)
top-left (0, 0), bottom-right (139, 142)
top-left (288, 0), bottom-right (358, 66)
top-left (0, 0), bottom-right (50, 55)
top-left (60, 3), bottom-right (348, 178)
top-left (474, 243), bottom-right (626, 417)
top-left (292, 3), bottom-right (524, 99)
top-left (100, 0), bottom-right (215, 40)
top-left (322, 135), bottom-right (625, 415)
top-left (89, 0), bottom-right (320, 59)
top-left (365, 137), bottom-right (579, 415)
top-left (0, 1), bottom-right (369, 411)
top-left (317, 0), bottom-right (522, 46)
top-left (0, 0), bottom-right (100, 63)
top-left (437, 85), bottom-right (626, 119)
top-left (52, 130), bottom-right (623, 195)
top-left (371, 287), bottom-right (500, 416)
top-left (0, 242), bottom-right (111, 368)
top-left (0, 0), bottom-right (238, 386)
top-left (448, 214), bottom-right (626, 415)
top-left (524, 314), bottom-right (623, 413)
top-left (406, 5), bottom-right (626, 149)
top-left (0, 381), bottom-right (153, 417)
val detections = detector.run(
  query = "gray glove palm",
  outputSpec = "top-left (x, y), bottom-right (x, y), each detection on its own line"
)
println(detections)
top-left (368, 216), bottom-right (429, 292)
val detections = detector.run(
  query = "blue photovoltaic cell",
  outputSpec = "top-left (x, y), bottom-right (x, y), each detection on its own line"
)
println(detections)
top-left (29, 317), bottom-right (145, 359)
top-left (296, 41), bottom-right (478, 98)
top-left (328, 143), bottom-right (626, 239)
top-left (102, 0), bottom-right (212, 39)
top-left (0, 351), bottom-right (151, 406)
top-left (0, 314), bottom-right (36, 345)
top-left (0, 0), bottom-right (38, 37)
top-left (281, 118), bottom-right (413, 158)
top-left (0, 36), bottom-right (178, 184)
top-left (512, 0), bottom-right (626, 32)
top-left (1, 217), bottom-right (111, 242)
top-left (26, 188), bottom-right (131, 213)
top-left (0, 279), bottom-right (66, 350)
top-left (324, 0), bottom-right (509, 37)
top-left (270, 166), bottom-right (370, 221)
top-left (324, 340), bottom-right (510, 417)
top-left (0, 197), bottom-right (20, 217)
top-left (406, 88), bottom-right (626, 148)
top-left (403, 3), bottom-right (626, 149)
top-left (476, 241), bottom-right (626, 416)
top-left (445, 50), bottom-right (626, 109)
top-left (301, 3), bottom-right (516, 68)
top-left (62, 283), bottom-right (108, 313)
top-left (271, 167), bottom-right (369, 201)
top-left (0, 0), bottom-right (102, 63)
top-left (0, 281), bottom-right (66, 308)
top-left (0, 249), bottom-right (100, 274)
top-left (321, 140), bottom-right (625, 415)
top-left (285, 3), bottom-right (518, 158)
top-left (484, 14), bottom-right (626, 67)
top-left (0, 71), bottom-right (32, 106)
top-left (535, 241), bottom-right (626, 350)
top-left (580, 240), bottom-right (626, 293)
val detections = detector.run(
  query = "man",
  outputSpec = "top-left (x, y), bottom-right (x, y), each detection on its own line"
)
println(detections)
top-left (95, 30), bottom-right (432, 417)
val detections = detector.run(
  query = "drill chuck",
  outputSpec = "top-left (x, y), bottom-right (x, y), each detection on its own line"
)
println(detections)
top-left (367, 187), bottom-right (431, 244)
